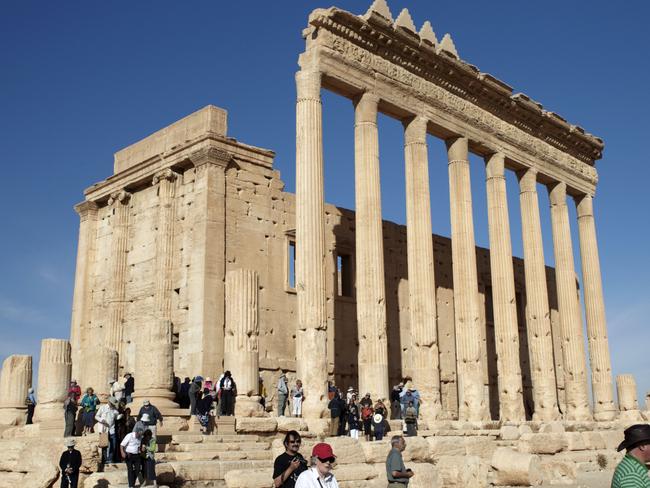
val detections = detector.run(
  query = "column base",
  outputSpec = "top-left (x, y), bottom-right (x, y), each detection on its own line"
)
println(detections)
top-left (132, 389), bottom-right (178, 410)
top-left (619, 410), bottom-right (644, 422)
top-left (593, 409), bottom-right (617, 422)
top-left (234, 395), bottom-right (266, 417)
top-left (0, 408), bottom-right (26, 426)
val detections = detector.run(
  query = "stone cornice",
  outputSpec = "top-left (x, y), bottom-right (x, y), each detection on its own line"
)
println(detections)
top-left (306, 7), bottom-right (603, 166)
top-left (74, 201), bottom-right (98, 221)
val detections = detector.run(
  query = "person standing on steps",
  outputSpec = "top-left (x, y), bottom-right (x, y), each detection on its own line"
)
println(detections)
top-left (219, 371), bottom-right (236, 416)
top-left (277, 373), bottom-right (289, 417)
top-left (273, 430), bottom-right (308, 488)
top-left (386, 436), bottom-right (415, 487)
top-left (59, 438), bottom-right (82, 488)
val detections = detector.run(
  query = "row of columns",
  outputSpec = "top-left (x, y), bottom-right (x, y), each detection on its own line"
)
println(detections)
top-left (295, 68), bottom-right (616, 421)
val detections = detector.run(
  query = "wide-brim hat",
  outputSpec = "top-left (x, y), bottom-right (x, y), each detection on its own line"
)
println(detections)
top-left (108, 396), bottom-right (119, 407)
top-left (617, 424), bottom-right (650, 451)
top-left (143, 399), bottom-right (151, 406)
top-left (65, 438), bottom-right (76, 447)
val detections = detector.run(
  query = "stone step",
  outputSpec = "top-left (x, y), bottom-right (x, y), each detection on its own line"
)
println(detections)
top-left (170, 440), bottom-right (270, 451)
top-left (159, 449), bottom-right (273, 462)
top-left (164, 433), bottom-right (261, 443)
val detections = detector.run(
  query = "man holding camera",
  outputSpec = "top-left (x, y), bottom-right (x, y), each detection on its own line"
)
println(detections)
top-left (386, 436), bottom-right (414, 487)
top-left (273, 430), bottom-right (307, 487)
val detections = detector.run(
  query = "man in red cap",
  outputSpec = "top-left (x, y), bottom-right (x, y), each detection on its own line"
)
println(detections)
top-left (611, 424), bottom-right (650, 488)
top-left (295, 442), bottom-right (340, 487)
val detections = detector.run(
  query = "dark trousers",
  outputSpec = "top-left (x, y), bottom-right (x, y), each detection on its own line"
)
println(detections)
top-left (60, 472), bottom-right (79, 488)
top-left (125, 453), bottom-right (141, 487)
top-left (220, 390), bottom-right (234, 416)
top-left (189, 394), bottom-right (197, 415)
top-left (26, 404), bottom-right (35, 424)
top-left (64, 411), bottom-right (76, 437)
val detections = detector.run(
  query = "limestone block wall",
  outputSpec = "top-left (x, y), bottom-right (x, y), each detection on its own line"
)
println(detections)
top-left (74, 109), bottom-right (563, 420)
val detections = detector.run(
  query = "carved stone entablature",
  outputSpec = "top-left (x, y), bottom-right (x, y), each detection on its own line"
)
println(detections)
top-left (304, 7), bottom-right (602, 187)
top-left (152, 168), bottom-right (179, 186)
top-left (188, 146), bottom-right (233, 169)
top-left (108, 190), bottom-right (132, 207)
top-left (74, 200), bottom-right (98, 222)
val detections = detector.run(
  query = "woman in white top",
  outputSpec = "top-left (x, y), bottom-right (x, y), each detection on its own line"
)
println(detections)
top-left (295, 443), bottom-right (339, 488)
top-left (291, 380), bottom-right (304, 418)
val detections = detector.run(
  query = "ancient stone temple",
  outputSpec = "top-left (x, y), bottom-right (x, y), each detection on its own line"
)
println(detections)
top-left (58, 1), bottom-right (618, 424)
top-left (0, 2), bottom-right (647, 487)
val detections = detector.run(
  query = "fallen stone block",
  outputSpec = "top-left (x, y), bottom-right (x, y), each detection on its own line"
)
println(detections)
top-left (491, 447), bottom-right (542, 486)
top-left (427, 436), bottom-right (466, 459)
top-left (539, 458), bottom-right (577, 485)
top-left (436, 455), bottom-right (488, 488)
top-left (518, 433), bottom-right (567, 454)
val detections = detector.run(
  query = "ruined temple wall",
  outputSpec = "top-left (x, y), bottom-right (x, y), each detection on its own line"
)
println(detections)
top-left (77, 142), bottom-right (561, 419)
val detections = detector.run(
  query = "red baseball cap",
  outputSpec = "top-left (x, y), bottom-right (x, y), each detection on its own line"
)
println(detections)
top-left (312, 442), bottom-right (336, 459)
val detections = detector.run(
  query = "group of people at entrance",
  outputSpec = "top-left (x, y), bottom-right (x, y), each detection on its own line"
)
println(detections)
top-left (325, 382), bottom-right (420, 440)
top-left (182, 371), bottom-right (237, 433)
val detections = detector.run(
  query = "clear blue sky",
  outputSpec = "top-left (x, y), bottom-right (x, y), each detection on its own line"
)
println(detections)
top-left (1, 1), bottom-right (648, 406)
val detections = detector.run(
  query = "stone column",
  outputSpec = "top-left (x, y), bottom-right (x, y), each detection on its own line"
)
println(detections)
top-left (133, 169), bottom-right (179, 408)
top-left (184, 148), bottom-right (229, 380)
top-left (354, 92), bottom-right (389, 402)
top-left (575, 194), bottom-right (616, 420)
top-left (0, 355), bottom-right (32, 426)
top-left (484, 153), bottom-right (525, 422)
top-left (224, 269), bottom-right (264, 417)
top-left (295, 69), bottom-right (328, 419)
top-left (447, 136), bottom-right (488, 421)
top-left (70, 201), bottom-right (98, 385)
top-left (517, 168), bottom-right (559, 421)
top-left (403, 116), bottom-right (441, 422)
top-left (106, 190), bottom-right (131, 365)
top-left (34, 339), bottom-right (71, 423)
top-left (82, 346), bottom-right (118, 401)
top-left (616, 374), bottom-right (642, 421)
top-left (548, 182), bottom-right (591, 420)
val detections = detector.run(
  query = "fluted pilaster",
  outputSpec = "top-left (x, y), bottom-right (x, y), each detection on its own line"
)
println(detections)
top-left (548, 182), bottom-right (590, 420)
top-left (70, 201), bottom-right (98, 385)
top-left (517, 168), bottom-right (559, 421)
top-left (447, 136), bottom-right (488, 421)
top-left (35, 339), bottom-right (71, 423)
top-left (133, 169), bottom-right (178, 408)
top-left (295, 69), bottom-right (328, 419)
top-left (354, 92), bottom-right (389, 402)
top-left (403, 116), bottom-right (441, 422)
top-left (484, 153), bottom-right (525, 421)
top-left (225, 269), bottom-right (264, 417)
top-left (106, 190), bottom-right (131, 363)
top-left (575, 194), bottom-right (616, 420)
top-left (185, 150), bottom-right (228, 379)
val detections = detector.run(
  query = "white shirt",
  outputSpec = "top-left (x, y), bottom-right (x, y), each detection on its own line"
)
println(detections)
top-left (120, 432), bottom-right (141, 455)
top-left (95, 404), bottom-right (118, 434)
top-left (295, 467), bottom-right (339, 488)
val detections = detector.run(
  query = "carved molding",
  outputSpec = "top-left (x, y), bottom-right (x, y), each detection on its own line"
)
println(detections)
top-left (305, 7), bottom-right (600, 189)
top-left (189, 147), bottom-right (232, 168)
top-left (74, 201), bottom-right (98, 222)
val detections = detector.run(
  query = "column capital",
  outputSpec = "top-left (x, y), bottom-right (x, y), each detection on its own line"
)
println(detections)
top-left (189, 147), bottom-right (232, 169)
top-left (575, 193), bottom-right (594, 218)
top-left (354, 92), bottom-right (380, 123)
top-left (403, 116), bottom-right (428, 145)
top-left (108, 190), bottom-right (131, 206)
top-left (74, 200), bottom-right (98, 221)
top-left (445, 136), bottom-right (469, 162)
top-left (517, 167), bottom-right (538, 192)
top-left (296, 69), bottom-right (322, 101)
top-left (152, 168), bottom-right (179, 186)
top-left (547, 181), bottom-right (567, 206)
top-left (485, 152), bottom-right (506, 179)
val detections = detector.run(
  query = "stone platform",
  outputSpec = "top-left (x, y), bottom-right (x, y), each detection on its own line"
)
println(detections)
top-left (0, 416), bottom-right (636, 488)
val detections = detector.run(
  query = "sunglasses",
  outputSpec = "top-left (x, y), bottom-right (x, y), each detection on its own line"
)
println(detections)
top-left (318, 457), bottom-right (336, 464)
top-left (288, 440), bottom-right (302, 445)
